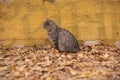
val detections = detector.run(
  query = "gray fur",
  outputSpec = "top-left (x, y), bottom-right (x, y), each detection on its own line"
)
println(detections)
top-left (43, 19), bottom-right (80, 53)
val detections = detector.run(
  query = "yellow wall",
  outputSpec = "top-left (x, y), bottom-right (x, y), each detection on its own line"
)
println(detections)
top-left (0, 0), bottom-right (120, 47)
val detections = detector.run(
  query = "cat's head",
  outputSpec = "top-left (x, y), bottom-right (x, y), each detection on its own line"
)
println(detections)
top-left (43, 19), bottom-right (58, 32)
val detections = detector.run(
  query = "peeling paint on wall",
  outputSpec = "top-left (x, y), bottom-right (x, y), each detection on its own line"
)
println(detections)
top-left (0, 0), bottom-right (120, 47)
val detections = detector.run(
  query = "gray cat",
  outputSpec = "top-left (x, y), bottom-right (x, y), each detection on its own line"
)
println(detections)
top-left (43, 19), bottom-right (80, 53)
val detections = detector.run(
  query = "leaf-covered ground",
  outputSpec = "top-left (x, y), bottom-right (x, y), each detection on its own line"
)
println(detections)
top-left (0, 45), bottom-right (120, 80)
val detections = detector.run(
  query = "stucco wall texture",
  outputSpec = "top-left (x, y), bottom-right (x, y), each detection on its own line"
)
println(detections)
top-left (0, 0), bottom-right (120, 47)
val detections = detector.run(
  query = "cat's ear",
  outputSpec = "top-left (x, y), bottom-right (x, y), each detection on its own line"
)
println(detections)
top-left (45, 18), bottom-right (52, 24)
top-left (45, 19), bottom-right (53, 26)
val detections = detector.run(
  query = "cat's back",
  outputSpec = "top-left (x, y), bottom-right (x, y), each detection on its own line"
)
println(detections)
top-left (58, 28), bottom-right (80, 52)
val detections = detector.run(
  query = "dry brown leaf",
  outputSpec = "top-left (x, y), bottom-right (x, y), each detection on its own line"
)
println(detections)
top-left (0, 45), bottom-right (119, 80)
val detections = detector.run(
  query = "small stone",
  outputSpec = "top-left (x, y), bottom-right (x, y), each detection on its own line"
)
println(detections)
top-left (84, 40), bottom-right (101, 46)
top-left (114, 41), bottom-right (120, 49)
